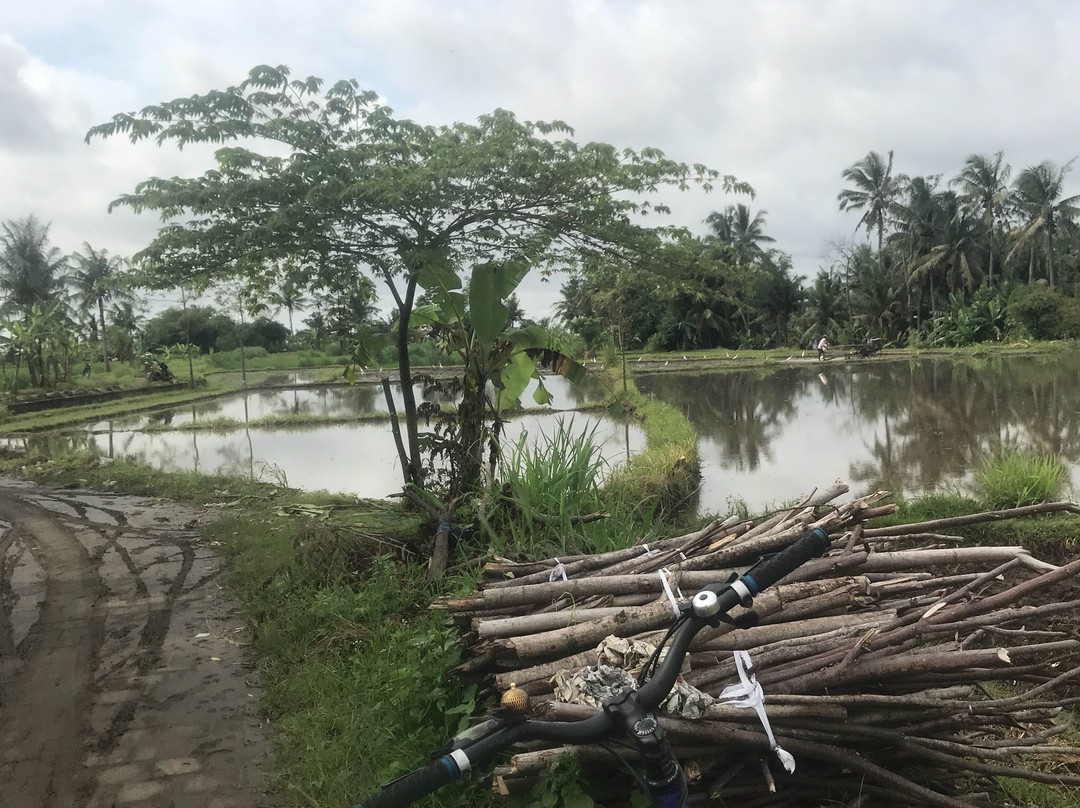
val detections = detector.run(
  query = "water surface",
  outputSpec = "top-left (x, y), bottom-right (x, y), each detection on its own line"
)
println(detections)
top-left (636, 353), bottom-right (1080, 512)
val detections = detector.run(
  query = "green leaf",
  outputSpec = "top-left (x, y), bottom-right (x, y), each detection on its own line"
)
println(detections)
top-left (469, 264), bottom-right (510, 348)
top-left (407, 303), bottom-right (444, 327)
top-left (532, 376), bottom-right (552, 405)
top-left (497, 350), bottom-right (537, 410)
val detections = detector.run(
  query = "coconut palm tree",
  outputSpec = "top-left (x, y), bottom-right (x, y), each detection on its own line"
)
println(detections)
top-left (907, 191), bottom-right (983, 301)
top-left (951, 152), bottom-right (1011, 286)
top-left (705, 204), bottom-right (775, 265)
top-left (268, 267), bottom-right (311, 335)
top-left (71, 244), bottom-right (128, 371)
top-left (0, 216), bottom-right (70, 314)
top-left (0, 216), bottom-right (72, 385)
top-left (1008, 160), bottom-right (1080, 287)
top-left (838, 150), bottom-right (908, 277)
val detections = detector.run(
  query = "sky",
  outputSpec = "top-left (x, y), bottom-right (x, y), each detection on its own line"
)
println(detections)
top-left (3, 0), bottom-right (1080, 320)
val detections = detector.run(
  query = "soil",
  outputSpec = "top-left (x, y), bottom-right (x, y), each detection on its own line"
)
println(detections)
top-left (0, 478), bottom-right (270, 808)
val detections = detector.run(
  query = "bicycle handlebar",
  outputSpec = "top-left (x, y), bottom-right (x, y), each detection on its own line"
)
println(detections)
top-left (358, 758), bottom-right (460, 808)
top-left (353, 527), bottom-right (832, 808)
top-left (743, 527), bottom-right (831, 595)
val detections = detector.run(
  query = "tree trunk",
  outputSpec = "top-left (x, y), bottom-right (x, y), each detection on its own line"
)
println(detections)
top-left (98, 297), bottom-right (110, 372)
top-left (396, 274), bottom-right (423, 488)
top-left (1047, 227), bottom-right (1055, 288)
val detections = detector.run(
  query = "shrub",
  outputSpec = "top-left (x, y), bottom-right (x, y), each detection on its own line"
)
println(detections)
top-left (975, 449), bottom-right (1068, 510)
top-left (1005, 283), bottom-right (1080, 341)
top-left (205, 346), bottom-right (269, 369)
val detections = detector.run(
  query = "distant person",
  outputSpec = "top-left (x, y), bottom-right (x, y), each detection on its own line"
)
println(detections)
top-left (82, 362), bottom-right (92, 377)
top-left (817, 336), bottom-right (829, 361)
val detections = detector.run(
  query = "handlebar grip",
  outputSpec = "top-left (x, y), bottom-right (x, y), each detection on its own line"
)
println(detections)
top-left (354, 756), bottom-right (460, 808)
top-left (742, 527), bottom-right (831, 595)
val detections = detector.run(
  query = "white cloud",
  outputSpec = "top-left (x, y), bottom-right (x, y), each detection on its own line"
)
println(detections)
top-left (3, 0), bottom-right (1080, 319)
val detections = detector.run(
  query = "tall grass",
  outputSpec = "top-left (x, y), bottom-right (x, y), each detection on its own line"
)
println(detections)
top-left (495, 417), bottom-right (658, 556)
top-left (974, 449), bottom-right (1069, 510)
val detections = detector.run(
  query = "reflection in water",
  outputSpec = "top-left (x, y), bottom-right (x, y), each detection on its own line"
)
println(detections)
top-left (5, 401), bottom-right (640, 501)
top-left (636, 354), bottom-right (1080, 513)
top-left (92, 374), bottom-right (609, 432)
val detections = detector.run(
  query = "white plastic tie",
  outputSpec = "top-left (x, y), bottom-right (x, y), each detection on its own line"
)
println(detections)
top-left (549, 558), bottom-right (568, 582)
top-left (658, 568), bottom-right (682, 617)
top-left (640, 543), bottom-right (660, 556)
top-left (717, 650), bottom-right (796, 773)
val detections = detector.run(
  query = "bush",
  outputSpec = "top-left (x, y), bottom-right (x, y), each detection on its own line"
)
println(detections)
top-left (975, 449), bottom-right (1068, 510)
top-left (205, 346), bottom-right (269, 369)
top-left (1006, 284), bottom-right (1080, 340)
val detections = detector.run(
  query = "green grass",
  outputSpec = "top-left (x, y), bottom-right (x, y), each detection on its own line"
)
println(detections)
top-left (493, 415), bottom-right (661, 556)
top-left (870, 490), bottom-right (1080, 562)
top-left (975, 449), bottom-right (1069, 510)
top-left (602, 372), bottom-right (699, 520)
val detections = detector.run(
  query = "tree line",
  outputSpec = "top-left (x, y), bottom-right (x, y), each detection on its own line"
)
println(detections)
top-left (557, 151), bottom-right (1080, 352)
top-left (0, 213), bottom-right (397, 391)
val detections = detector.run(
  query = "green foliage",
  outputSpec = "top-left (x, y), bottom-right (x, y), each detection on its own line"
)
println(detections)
top-left (1006, 283), bottom-right (1080, 340)
top-left (928, 290), bottom-right (1007, 346)
top-left (508, 753), bottom-right (597, 808)
top-left (974, 449), bottom-right (1068, 510)
top-left (495, 418), bottom-right (613, 555)
top-left (205, 345), bottom-right (270, 369)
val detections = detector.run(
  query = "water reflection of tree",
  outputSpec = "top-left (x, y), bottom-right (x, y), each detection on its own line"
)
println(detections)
top-left (638, 370), bottom-right (800, 471)
top-left (847, 356), bottom-right (1080, 493)
top-left (637, 356), bottom-right (1080, 498)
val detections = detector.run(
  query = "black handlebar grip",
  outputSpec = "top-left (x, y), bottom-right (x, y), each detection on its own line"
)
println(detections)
top-left (354, 757), bottom-right (460, 808)
top-left (742, 527), bottom-right (831, 596)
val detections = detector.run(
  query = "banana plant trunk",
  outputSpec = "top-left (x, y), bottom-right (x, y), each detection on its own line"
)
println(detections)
top-left (457, 367), bottom-right (488, 497)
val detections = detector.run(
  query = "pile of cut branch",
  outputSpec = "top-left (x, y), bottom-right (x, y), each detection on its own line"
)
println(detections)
top-left (434, 484), bottom-right (1080, 807)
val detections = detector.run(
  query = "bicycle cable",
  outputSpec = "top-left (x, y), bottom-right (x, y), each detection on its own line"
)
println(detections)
top-left (637, 613), bottom-right (689, 686)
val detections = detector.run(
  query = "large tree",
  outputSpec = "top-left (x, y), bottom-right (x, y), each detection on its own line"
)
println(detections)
top-left (88, 64), bottom-right (746, 493)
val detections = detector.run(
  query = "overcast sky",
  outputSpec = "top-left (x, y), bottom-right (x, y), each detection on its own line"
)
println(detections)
top-left (3, 0), bottom-right (1080, 319)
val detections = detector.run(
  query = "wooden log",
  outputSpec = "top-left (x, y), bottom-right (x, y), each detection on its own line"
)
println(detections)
top-left (859, 501), bottom-right (1080, 537)
top-left (696, 612), bottom-right (892, 652)
top-left (475, 607), bottom-right (633, 639)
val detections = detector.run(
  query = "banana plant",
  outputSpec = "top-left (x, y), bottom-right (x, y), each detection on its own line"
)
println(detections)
top-left (407, 259), bottom-right (587, 496)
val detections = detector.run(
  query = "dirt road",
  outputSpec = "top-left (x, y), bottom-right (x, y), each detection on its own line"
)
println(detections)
top-left (0, 478), bottom-right (269, 807)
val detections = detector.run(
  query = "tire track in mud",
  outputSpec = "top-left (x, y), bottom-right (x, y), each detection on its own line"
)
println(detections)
top-left (0, 481), bottom-right (269, 808)
top-left (0, 497), bottom-right (104, 806)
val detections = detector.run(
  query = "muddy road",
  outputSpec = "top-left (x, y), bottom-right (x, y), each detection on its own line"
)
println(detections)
top-left (0, 478), bottom-right (269, 807)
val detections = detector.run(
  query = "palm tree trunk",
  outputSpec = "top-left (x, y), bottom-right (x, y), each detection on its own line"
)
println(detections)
top-left (1047, 228), bottom-right (1055, 288)
top-left (98, 298), bottom-right (110, 372)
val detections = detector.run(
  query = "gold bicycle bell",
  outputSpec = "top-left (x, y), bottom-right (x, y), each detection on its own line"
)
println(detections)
top-left (500, 682), bottom-right (529, 714)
